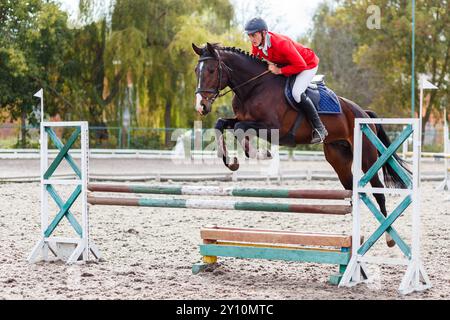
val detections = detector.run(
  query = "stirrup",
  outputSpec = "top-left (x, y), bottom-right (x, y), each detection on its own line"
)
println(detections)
top-left (311, 128), bottom-right (327, 144)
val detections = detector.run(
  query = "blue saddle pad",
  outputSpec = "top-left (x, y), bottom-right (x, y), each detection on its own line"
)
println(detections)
top-left (284, 77), bottom-right (342, 114)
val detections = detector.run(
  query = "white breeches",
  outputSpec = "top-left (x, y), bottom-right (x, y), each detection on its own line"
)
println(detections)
top-left (292, 66), bottom-right (319, 103)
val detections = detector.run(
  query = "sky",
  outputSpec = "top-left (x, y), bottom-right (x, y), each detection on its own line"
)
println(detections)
top-left (230, 0), bottom-right (324, 39)
top-left (58, 0), bottom-right (324, 39)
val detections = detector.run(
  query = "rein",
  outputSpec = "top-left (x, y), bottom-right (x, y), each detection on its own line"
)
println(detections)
top-left (195, 54), bottom-right (271, 102)
top-left (217, 69), bottom-right (271, 98)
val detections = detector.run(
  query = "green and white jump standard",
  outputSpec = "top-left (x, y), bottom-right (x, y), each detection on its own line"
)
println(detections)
top-left (339, 118), bottom-right (431, 295)
top-left (28, 122), bottom-right (100, 264)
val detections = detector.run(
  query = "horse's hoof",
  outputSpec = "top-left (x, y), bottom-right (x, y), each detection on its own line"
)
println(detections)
top-left (226, 157), bottom-right (239, 171)
top-left (386, 234), bottom-right (395, 247)
top-left (253, 150), bottom-right (272, 160)
top-left (386, 239), bottom-right (396, 248)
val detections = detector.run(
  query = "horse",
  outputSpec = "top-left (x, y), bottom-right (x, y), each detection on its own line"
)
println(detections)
top-left (192, 42), bottom-right (411, 247)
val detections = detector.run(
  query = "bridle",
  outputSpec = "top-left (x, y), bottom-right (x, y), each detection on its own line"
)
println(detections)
top-left (194, 55), bottom-right (228, 103)
top-left (195, 54), bottom-right (271, 104)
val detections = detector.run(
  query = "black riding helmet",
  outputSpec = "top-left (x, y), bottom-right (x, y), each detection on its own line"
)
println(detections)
top-left (244, 17), bottom-right (268, 34)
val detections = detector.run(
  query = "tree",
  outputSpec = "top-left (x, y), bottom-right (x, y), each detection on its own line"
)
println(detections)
top-left (0, 0), bottom-right (72, 147)
top-left (76, 0), bottom-right (239, 147)
top-left (310, 0), bottom-right (450, 138)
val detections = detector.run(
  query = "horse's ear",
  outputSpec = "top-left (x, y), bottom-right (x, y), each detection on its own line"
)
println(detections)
top-left (206, 42), bottom-right (218, 58)
top-left (192, 43), bottom-right (203, 56)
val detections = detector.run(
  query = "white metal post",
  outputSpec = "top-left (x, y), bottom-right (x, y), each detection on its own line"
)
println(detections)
top-left (399, 119), bottom-right (432, 294)
top-left (41, 123), bottom-right (49, 260)
top-left (81, 123), bottom-right (89, 261)
top-left (352, 119), bottom-right (363, 282)
top-left (338, 119), bottom-right (369, 287)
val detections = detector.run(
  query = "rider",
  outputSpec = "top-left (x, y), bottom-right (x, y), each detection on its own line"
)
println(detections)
top-left (244, 17), bottom-right (328, 144)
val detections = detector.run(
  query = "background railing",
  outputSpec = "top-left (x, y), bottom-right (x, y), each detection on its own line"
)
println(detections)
top-left (0, 124), bottom-right (448, 152)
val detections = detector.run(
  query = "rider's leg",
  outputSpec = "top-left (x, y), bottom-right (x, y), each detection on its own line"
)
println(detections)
top-left (300, 93), bottom-right (328, 144)
top-left (292, 66), bottom-right (318, 103)
top-left (292, 67), bottom-right (328, 144)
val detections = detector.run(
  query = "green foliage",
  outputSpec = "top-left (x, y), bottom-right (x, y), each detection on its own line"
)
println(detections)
top-left (68, 0), bottom-right (241, 131)
top-left (0, 0), bottom-right (73, 146)
top-left (310, 0), bottom-right (449, 124)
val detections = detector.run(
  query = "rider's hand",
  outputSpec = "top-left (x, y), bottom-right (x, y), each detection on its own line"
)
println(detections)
top-left (268, 63), bottom-right (282, 75)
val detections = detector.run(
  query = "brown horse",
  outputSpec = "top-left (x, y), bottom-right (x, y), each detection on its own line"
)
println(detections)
top-left (192, 43), bottom-right (411, 246)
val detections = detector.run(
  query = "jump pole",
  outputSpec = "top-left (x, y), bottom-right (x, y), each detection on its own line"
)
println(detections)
top-left (87, 183), bottom-right (352, 200)
top-left (87, 195), bottom-right (352, 215)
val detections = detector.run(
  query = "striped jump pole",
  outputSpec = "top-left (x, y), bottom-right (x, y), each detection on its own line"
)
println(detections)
top-left (88, 184), bottom-right (352, 200)
top-left (87, 195), bottom-right (352, 215)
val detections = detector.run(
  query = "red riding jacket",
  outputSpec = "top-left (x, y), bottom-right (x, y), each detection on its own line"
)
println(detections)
top-left (251, 31), bottom-right (319, 76)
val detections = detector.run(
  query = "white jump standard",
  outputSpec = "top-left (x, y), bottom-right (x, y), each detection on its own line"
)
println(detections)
top-left (28, 122), bottom-right (100, 263)
top-left (339, 118), bottom-right (431, 295)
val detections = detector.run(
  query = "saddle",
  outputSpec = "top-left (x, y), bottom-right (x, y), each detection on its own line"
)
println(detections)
top-left (279, 75), bottom-right (341, 147)
top-left (284, 75), bottom-right (341, 114)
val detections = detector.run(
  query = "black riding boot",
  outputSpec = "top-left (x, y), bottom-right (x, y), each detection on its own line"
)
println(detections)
top-left (300, 92), bottom-right (328, 144)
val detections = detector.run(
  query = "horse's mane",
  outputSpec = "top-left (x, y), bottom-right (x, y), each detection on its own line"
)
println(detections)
top-left (208, 43), bottom-right (268, 67)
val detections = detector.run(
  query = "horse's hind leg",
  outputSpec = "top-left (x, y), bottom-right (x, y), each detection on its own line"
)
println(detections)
top-left (324, 140), bottom-right (394, 247)
top-left (323, 141), bottom-right (353, 190)
top-left (361, 136), bottom-right (395, 247)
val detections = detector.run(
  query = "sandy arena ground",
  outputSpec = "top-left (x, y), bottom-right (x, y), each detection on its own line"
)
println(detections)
top-left (0, 158), bottom-right (449, 299)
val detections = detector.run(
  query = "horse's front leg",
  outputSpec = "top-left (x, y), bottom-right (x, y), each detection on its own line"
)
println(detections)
top-left (214, 118), bottom-right (240, 171)
top-left (234, 121), bottom-right (274, 160)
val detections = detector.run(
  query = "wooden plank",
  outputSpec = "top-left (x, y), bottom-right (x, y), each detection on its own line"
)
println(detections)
top-left (214, 242), bottom-right (344, 252)
top-left (200, 226), bottom-right (352, 247)
top-left (199, 244), bottom-right (351, 265)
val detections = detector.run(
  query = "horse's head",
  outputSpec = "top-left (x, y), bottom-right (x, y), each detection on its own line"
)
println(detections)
top-left (192, 42), bottom-right (230, 116)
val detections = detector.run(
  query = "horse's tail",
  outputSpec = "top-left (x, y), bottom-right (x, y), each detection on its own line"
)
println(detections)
top-left (365, 110), bottom-right (412, 189)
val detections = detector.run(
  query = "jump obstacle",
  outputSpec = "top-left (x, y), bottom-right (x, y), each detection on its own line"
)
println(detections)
top-left (86, 183), bottom-right (354, 284)
top-left (28, 119), bottom-right (431, 295)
